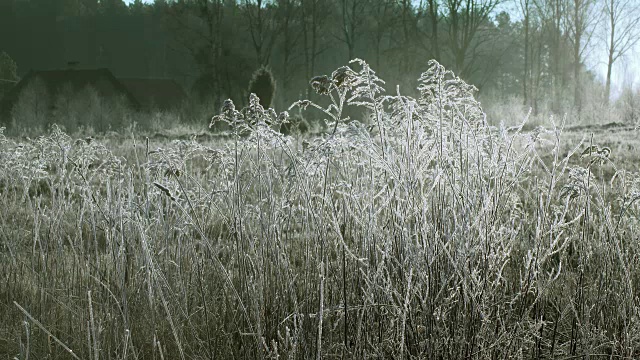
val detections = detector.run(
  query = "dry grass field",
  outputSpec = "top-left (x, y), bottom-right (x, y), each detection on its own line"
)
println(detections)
top-left (1, 61), bottom-right (639, 360)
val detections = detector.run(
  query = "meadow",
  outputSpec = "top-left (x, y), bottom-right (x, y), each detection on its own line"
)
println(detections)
top-left (1, 60), bottom-right (639, 359)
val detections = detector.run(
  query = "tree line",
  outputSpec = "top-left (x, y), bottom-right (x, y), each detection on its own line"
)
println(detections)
top-left (0, 0), bottom-right (639, 119)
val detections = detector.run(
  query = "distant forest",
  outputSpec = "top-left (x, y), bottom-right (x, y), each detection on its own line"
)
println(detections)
top-left (0, 0), bottom-right (638, 119)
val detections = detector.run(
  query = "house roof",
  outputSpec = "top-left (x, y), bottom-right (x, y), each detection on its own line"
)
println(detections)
top-left (0, 68), bottom-right (141, 123)
top-left (0, 69), bottom-right (188, 127)
top-left (118, 78), bottom-right (186, 111)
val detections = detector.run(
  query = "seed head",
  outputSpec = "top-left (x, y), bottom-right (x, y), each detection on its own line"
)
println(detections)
top-left (249, 93), bottom-right (261, 108)
top-left (278, 111), bottom-right (290, 123)
top-left (331, 66), bottom-right (356, 88)
top-left (310, 75), bottom-right (332, 95)
top-left (221, 99), bottom-right (235, 114)
top-left (297, 100), bottom-right (311, 110)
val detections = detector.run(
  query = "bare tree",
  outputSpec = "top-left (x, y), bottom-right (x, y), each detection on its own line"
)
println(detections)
top-left (518, 0), bottom-right (532, 105)
top-left (367, 0), bottom-right (397, 69)
top-left (166, 0), bottom-right (228, 101)
top-left (242, 0), bottom-right (281, 66)
top-left (415, 0), bottom-right (440, 67)
top-left (444, 0), bottom-right (502, 78)
top-left (534, 0), bottom-right (571, 112)
top-left (337, 0), bottom-right (368, 61)
top-left (397, 0), bottom-right (418, 72)
top-left (426, 0), bottom-right (441, 62)
top-left (275, 0), bottom-right (303, 103)
top-left (300, 0), bottom-right (330, 89)
top-left (528, 7), bottom-right (546, 114)
top-left (566, 0), bottom-right (599, 110)
top-left (601, 0), bottom-right (640, 104)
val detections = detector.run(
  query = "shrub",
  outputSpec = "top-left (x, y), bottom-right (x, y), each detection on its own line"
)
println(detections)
top-left (247, 66), bottom-right (276, 109)
top-left (617, 85), bottom-right (640, 124)
top-left (10, 76), bottom-right (50, 132)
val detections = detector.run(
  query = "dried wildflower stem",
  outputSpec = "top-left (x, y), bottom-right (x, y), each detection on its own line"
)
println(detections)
top-left (399, 267), bottom-right (413, 358)
top-left (14, 301), bottom-right (82, 360)
top-left (316, 263), bottom-right (324, 360)
top-left (88, 290), bottom-right (99, 360)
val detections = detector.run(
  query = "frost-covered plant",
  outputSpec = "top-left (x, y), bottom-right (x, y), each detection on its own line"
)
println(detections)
top-left (2, 60), bottom-right (640, 360)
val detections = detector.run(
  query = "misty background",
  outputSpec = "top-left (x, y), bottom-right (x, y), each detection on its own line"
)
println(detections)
top-left (1, 0), bottom-right (639, 133)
